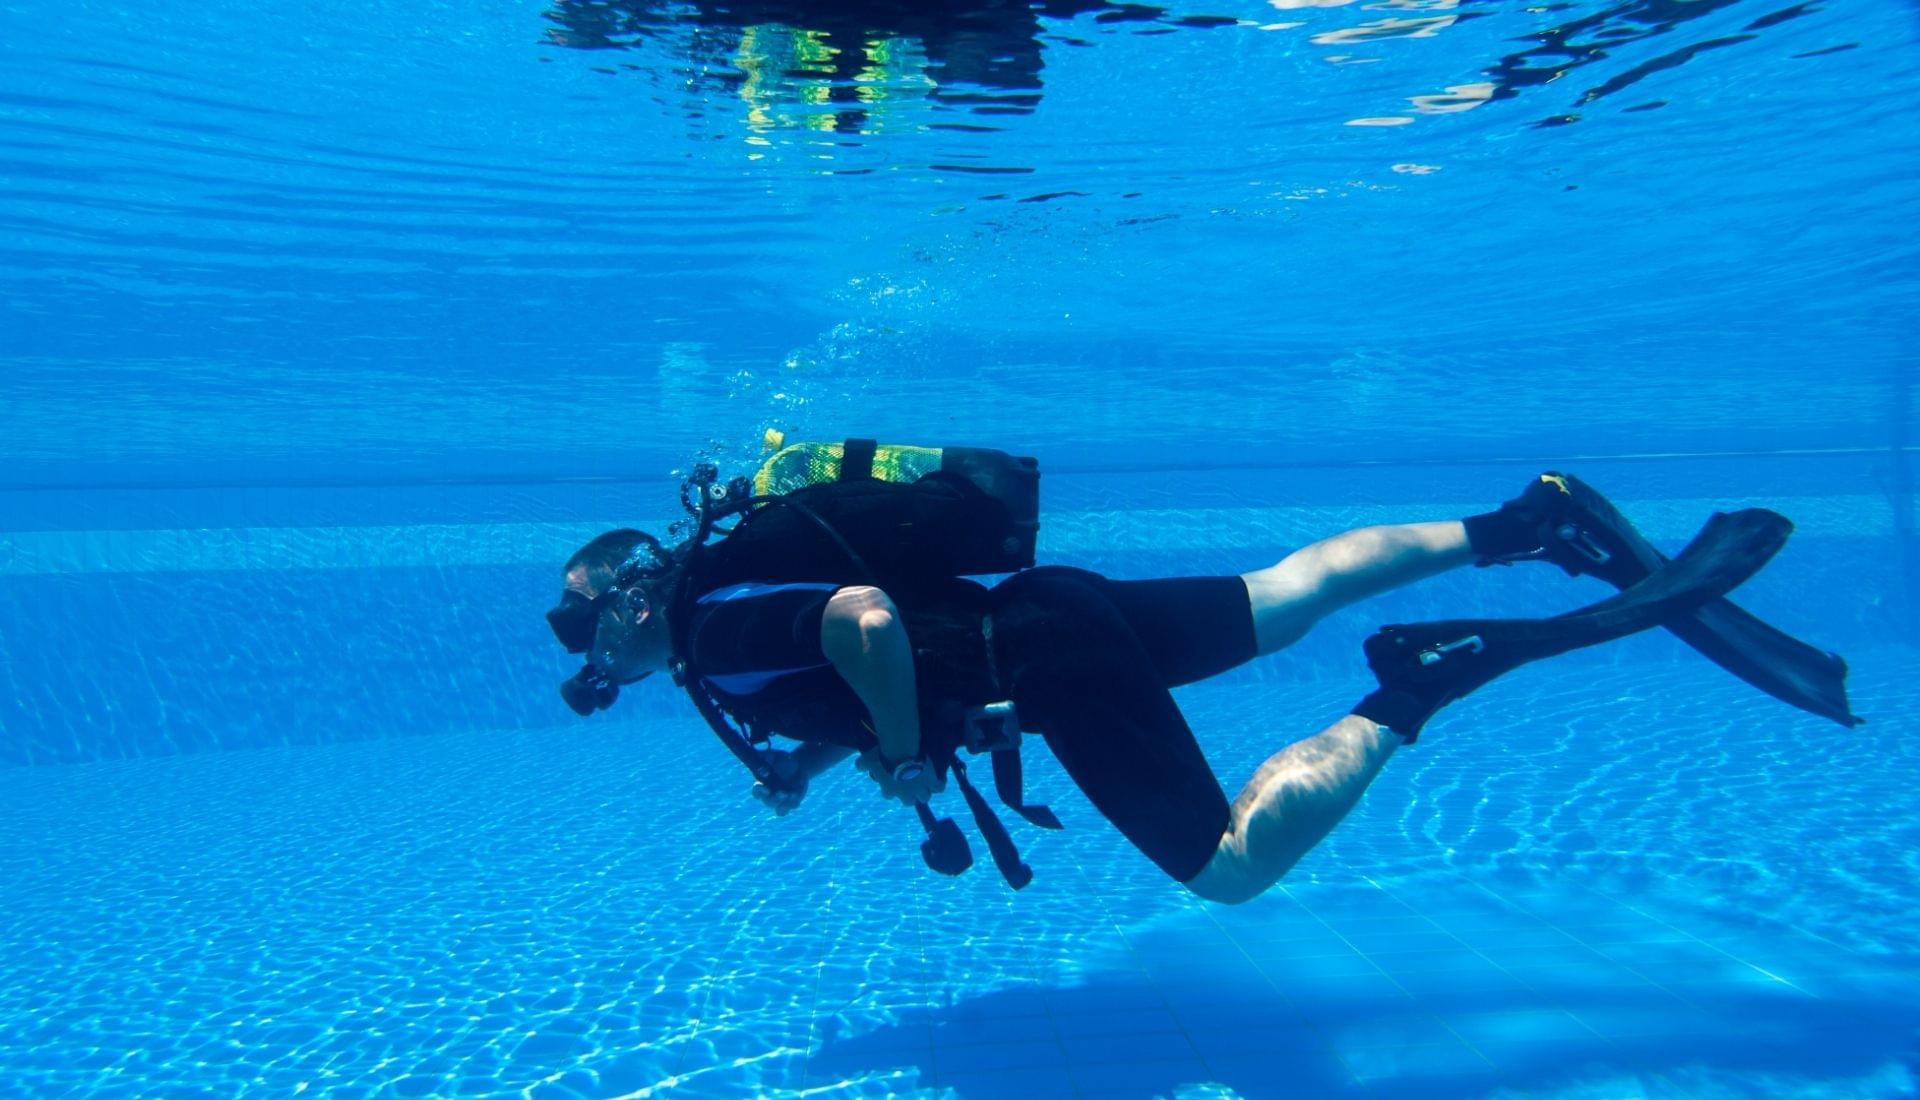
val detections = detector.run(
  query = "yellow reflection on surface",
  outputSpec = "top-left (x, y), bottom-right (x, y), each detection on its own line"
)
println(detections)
top-left (731, 24), bottom-right (934, 139)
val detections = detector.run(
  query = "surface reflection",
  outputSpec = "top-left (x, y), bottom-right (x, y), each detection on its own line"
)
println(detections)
top-left (1471, 0), bottom-right (1820, 125)
top-left (543, 0), bottom-right (1239, 135)
top-left (538, 0), bottom-right (1855, 161)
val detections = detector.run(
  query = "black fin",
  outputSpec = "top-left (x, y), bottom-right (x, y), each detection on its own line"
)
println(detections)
top-left (1530, 474), bottom-right (1858, 727)
top-left (1363, 508), bottom-right (1793, 739)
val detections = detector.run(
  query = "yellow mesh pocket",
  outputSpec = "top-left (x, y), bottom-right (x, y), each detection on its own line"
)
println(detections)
top-left (752, 441), bottom-right (943, 496)
top-left (871, 444), bottom-right (942, 483)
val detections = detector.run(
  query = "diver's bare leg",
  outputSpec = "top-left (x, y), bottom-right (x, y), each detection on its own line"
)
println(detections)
top-left (1241, 521), bottom-right (1472, 655)
top-left (1188, 522), bottom-right (1468, 904)
top-left (1184, 715), bottom-right (1398, 905)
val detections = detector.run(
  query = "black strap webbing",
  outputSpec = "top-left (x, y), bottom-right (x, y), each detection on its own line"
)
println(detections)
top-left (991, 749), bottom-right (1063, 830)
top-left (950, 757), bottom-right (1033, 889)
top-left (841, 438), bottom-right (878, 481)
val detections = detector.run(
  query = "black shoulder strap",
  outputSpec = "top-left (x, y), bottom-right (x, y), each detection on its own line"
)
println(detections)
top-left (841, 437), bottom-right (877, 481)
top-left (666, 549), bottom-right (805, 795)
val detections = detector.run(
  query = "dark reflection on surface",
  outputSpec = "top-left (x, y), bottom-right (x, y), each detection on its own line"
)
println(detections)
top-left (541, 0), bottom-right (1237, 133)
top-left (538, 0), bottom-right (1853, 169)
top-left (1481, 0), bottom-right (1812, 124)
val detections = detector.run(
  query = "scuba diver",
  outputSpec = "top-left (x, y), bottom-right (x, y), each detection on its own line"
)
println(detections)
top-left (546, 439), bottom-right (1858, 903)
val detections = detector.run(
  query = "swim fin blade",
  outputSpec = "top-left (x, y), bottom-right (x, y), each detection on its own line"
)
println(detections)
top-left (1364, 508), bottom-right (1793, 740)
top-left (1524, 474), bottom-right (1860, 728)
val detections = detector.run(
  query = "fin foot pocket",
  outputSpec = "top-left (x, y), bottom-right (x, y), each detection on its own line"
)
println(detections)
top-left (1359, 508), bottom-right (1793, 741)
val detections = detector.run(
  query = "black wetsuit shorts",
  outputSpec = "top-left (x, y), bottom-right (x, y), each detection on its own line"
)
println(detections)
top-left (987, 566), bottom-right (1258, 883)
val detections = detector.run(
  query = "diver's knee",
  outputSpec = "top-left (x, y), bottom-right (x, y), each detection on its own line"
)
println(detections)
top-left (1248, 600), bottom-right (1321, 657)
top-left (1241, 573), bottom-right (1332, 657)
top-left (1181, 841), bottom-right (1274, 906)
top-left (1184, 868), bottom-right (1266, 906)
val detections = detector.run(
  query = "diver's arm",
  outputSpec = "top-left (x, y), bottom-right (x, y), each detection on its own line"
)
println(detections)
top-left (820, 585), bottom-right (922, 761)
top-left (794, 741), bottom-right (857, 778)
top-left (751, 742), bottom-right (856, 818)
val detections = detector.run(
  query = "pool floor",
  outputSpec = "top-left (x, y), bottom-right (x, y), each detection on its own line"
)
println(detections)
top-left (3, 654), bottom-right (1916, 1099)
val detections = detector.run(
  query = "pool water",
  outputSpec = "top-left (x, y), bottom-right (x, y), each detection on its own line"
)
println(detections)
top-left (4, 458), bottom-right (1915, 1097)
top-left (2, 0), bottom-right (1917, 1096)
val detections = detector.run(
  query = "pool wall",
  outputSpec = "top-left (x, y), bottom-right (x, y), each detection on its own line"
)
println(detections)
top-left (2, 452), bottom-right (1907, 767)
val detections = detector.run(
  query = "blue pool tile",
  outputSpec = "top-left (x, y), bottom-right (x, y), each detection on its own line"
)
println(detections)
top-left (1255, 951), bottom-right (1381, 981)
top-left (1410, 897), bottom-right (1530, 921)
top-left (1342, 929), bottom-right (1467, 956)
top-left (1390, 962), bottom-right (1533, 996)
top-left (1137, 941), bottom-right (1260, 980)
top-left (719, 1053), bottom-right (810, 1095)
top-left (1202, 1051), bottom-right (1361, 1094)
top-left (1144, 923), bottom-right (1244, 948)
top-left (935, 1062), bottom-right (1077, 1099)
top-left (930, 1037), bottom-right (1067, 1073)
top-left (1316, 913), bottom-right (1437, 935)
top-left (1286, 968), bottom-right (1410, 1000)
top-left (1663, 967), bottom-right (1816, 999)
top-left (1052, 1005), bottom-right (1182, 1036)
top-left (1052, 1006), bottom-right (1184, 1039)
top-left (1593, 941), bottom-right (1732, 975)
top-left (1322, 1010), bottom-right (1462, 1051)
top-left (1580, 920), bottom-right (1693, 946)
top-left (1449, 926), bottom-right (1587, 954)
top-left (1443, 1007), bottom-right (1595, 1048)
top-left (1071, 1055), bottom-right (1217, 1097)
top-left (801, 1065), bottom-right (932, 1094)
top-left (1289, 883), bottom-right (1416, 912)
top-left (1171, 999), bottom-right (1306, 1029)
top-left (1339, 1040), bottom-right (1493, 1083)
top-left (1570, 999), bottom-right (1727, 1041)
top-left (1237, 931), bottom-right (1363, 959)
top-left (1061, 1027), bottom-right (1201, 1064)
top-left (933, 1011), bottom-right (1056, 1049)
top-left (941, 986), bottom-right (1054, 1022)
top-left (1046, 981), bottom-right (1169, 1016)
top-left (1405, 989), bottom-right (1558, 1025)
top-left (1372, 948), bottom-right (1490, 974)
top-left (1476, 943), bottom-right (1614, 974)
top-left (1183, 1016), bottom-right (1329, 1059)
top-left (1496, 955), bottom-right (1637, 986)
top-left (1153, 974), bottom-right (1286, 1012)
top-left (810, 1023), bottom-right (934, 1063)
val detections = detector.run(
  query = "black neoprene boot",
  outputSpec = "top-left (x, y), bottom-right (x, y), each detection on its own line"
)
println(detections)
top-left (1462, 472), bottom-right (1581, 563)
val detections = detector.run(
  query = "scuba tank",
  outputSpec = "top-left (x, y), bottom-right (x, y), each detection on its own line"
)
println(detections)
top-left (664, 435), bottom-right (1056, 888)
top-left (697, 432), bottom-right (1040, 589)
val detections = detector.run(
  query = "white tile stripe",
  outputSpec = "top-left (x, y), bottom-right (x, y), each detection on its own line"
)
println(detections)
top-left (0, 496), bottom-right (1902, 576)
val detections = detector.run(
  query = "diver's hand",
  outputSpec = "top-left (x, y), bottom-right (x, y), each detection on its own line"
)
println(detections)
top-left (751, 779), bottom-right (806, 817)
top-left (855, 749), bottom-right (946, 806)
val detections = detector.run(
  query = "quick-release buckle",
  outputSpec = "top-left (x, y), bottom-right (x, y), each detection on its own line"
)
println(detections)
top-left (1417, 635), bottom-right (1485, 667)
top-left (962, 700), bottom-right (1021, 755)
top-left (1554, 522), bottom-right (1613, 568)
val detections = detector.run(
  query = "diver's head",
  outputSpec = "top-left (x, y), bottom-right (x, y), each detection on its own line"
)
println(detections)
top-left (547, 528), bottom-right (680, 714)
